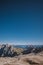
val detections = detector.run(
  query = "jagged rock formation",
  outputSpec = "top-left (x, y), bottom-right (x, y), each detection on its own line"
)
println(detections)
top-left (22, 45), bottom-right (43, 54)
top-left (0, 44), bottom-right (18, 57)
top-left (0, 44), bottom-right (22, 57)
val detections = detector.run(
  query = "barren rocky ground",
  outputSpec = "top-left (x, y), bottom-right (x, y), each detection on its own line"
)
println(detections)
top-left (0, 53), bottom-right (43, 65)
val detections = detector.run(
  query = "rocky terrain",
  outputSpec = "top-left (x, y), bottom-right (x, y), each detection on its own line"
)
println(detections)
top-left (0, 53), bottom-right (43, 65)
top-left (0, 44), bottom-right (24, 57)
top-left (0, 44), bottom-right (43, 57)
top-left (0, 44), bottom-right (43, 65)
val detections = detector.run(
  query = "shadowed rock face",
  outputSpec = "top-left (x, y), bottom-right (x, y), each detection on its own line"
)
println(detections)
top-left (0, 44), bottom-right (18, 57)
top-left (22, 45), bottom-right (43, 54)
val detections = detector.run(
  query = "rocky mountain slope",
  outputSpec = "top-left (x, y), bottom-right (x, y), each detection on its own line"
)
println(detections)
top-left (0, 44), bottom-right (43, 57)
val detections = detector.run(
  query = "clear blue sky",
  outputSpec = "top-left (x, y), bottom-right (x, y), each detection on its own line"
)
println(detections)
top-left (0, 0), bottom-right (43, 44)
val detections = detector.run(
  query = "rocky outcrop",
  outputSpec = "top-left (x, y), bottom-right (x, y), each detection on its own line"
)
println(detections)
top-left (22, 45), bottom-right (43, 54)
top-left (0, 44), bottom-right (18, 57)
top-left (33, 46), bottom-right (43, 54)
top-left (22, 45), bottom-right (34, 54)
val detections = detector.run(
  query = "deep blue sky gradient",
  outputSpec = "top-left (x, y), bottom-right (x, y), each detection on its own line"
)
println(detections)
top-left (0, 0), bottom-right (43, 44)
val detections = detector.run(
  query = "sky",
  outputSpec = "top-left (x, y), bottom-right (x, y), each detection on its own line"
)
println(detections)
top-left (0, 0), bottom-right (43, 45)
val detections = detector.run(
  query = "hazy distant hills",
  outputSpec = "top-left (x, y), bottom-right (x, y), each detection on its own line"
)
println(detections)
top-left (13, 45), bottom-right (43, 49)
